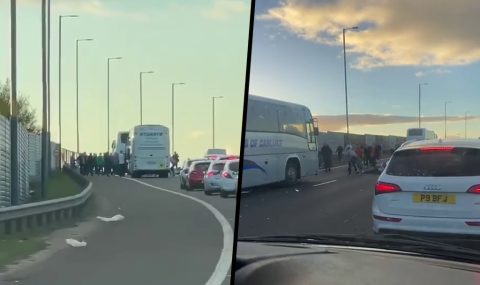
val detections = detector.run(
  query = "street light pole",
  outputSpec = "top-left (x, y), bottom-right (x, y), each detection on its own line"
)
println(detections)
top-left (76, 38), bottom-right (93, 154)
top-left (444, 101), bottom-right (451, 139)
top-left (342, 26), bottom-right (358, 146)
top-left (465, 111), bottom-right (468, 139)
top-left (418, 83), bottom-right (428, 128)
top-left (58, 15), bottom-right (78, 167)
top-left (139, 71), bottom-right (154, 125)
top-left (212, 96), bottom-right (224, 148)
top-left (171, 82), bottom-right (185, 154)
top-left (107, 57), bottom-right (122, 152)
top-left (10, 0), bottom-right (19, 204)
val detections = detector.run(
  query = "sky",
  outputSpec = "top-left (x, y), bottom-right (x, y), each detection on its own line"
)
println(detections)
top-left (249, 0), bottom-right (480, 139)
top-left (1, 0), bottom-right (250, 160)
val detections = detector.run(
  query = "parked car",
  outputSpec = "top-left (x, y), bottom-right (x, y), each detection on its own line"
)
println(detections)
top-left (204, 160), bottom-right (227, 195)
top-left (219, 159), bottom-right (239, 198)
top-left (373, 139), bottom-right (480, 235)
top-left (179, 159), bottom-right (203, 189)
top-left (186, 160), bottom-right (211, 190)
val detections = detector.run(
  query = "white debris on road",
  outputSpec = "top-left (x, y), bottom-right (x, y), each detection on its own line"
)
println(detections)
top-left (96, 214), bottom-right (125, 222)
top-left (295, 189), bottom-right (300, 192)
top-left (66, 238), bottom-right (87, 247)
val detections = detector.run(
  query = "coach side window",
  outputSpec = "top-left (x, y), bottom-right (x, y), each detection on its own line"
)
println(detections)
top-left (246, 100), bottom-right (279, 133)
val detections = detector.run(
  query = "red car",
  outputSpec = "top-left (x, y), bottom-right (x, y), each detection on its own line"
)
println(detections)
top-left (186, 160), bottom-right (211, 190)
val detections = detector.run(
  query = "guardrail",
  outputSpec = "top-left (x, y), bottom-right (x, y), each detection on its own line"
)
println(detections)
top-left (0, 166), bottom-right (92, 235)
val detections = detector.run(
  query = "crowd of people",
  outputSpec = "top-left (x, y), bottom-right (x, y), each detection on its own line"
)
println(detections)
top-left (72, 153), bottom-right (115, 176)
top-left (319, 143), bottom-right (383, 175)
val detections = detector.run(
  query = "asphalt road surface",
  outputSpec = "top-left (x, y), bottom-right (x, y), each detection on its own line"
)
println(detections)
top-left (238, 164), bottom-right (380, 237)
top-left (1, 174), bottom-right (235, 285)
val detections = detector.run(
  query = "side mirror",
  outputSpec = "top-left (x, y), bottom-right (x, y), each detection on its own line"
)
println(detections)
top-left (111, 140), bottom-right (116, 149)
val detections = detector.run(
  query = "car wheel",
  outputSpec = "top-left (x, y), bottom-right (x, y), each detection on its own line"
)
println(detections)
top-left (285, 161), bottom-right (298, 186)
top-left (204, 189), bottom-right (212, 195)
top-left (220, 190), bottom-right (228, 198)
top-left (186, 181), bottom-right (191, 191)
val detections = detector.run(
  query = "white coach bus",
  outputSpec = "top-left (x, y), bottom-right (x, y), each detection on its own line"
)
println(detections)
top-left (127, 125), bottom-right (170, 178)
top-left (242, 95), bottom-right (319, 188)
top-left (406, 128), bottom-right (438, 142)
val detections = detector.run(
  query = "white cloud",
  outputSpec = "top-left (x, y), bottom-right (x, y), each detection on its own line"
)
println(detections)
top-left (260, 0), bottom-right (480, 70)
top-left (191, 130), bottom-right (206, 139)
top-left (19, 0), bottom-right (150, 21)
top-left (201, 0), bottom-right (248, 21)
top-left (415, 68), bottom-right (451, 77)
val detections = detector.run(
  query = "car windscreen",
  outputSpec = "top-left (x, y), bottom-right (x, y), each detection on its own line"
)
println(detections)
top-left (386, 147), bottom-right (480, 176)
top-left (228, 161), bottom-right (239, 172)
top-left (213, 163), bottom-right (226, 172)
top-left (194, 162), bottom-right (210, 171)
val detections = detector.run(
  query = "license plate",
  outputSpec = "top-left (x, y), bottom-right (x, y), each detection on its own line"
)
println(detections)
top-left (412, 193), bottom-right (456, 204)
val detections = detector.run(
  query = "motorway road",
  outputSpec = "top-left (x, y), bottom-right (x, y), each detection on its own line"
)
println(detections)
top-left (238, 164), bottom-right (380, 237)
top-left (1, 175), bottom-right (236, 285)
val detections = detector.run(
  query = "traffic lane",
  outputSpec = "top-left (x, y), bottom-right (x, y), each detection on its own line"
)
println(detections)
top-left (136, 175), bottom-right (237, 227)
top-left (3, 176), bottom-right (224, 285)
top-left (133, 175), bottom-right (235, 285)
top-left (238, 170), bottom-right (379, 237)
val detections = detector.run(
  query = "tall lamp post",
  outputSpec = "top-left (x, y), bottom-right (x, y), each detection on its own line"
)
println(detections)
top-left (465, 111), bottom-right (469, 139)
top-left (11, 0), bottom-right (19, 204)
top-left (171, 82), bottom-right (185, 153)
top-left (76, 38), bottom-right (93, 153)
top-left (212, 96), bottom-right (224, 148)
top-left (58, 14), bottom-right (78, 167)
top-left (139, 71), bottom-right (154, 125)
top-left (444, 101), bottom-right (451, 139)
top-left (342, 26), bottom-right (358, 145)
top-left (418, 82), bottom-right (428, 127)
top-left (107, 57), bottom-right (122, 152)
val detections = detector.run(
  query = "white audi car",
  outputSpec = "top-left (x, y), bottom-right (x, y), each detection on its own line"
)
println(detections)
top-left (373, 139), bottom-right (480, 235)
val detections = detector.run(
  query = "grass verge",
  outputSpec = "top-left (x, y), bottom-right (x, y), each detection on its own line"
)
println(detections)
top-left (30, 171), bottom-right (82, 202)
top-left (0, 232), bottom-right (47, 269)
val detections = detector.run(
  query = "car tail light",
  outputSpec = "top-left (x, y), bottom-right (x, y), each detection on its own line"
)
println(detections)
top-left (207, 171), bottom-right (215, 177)
top-left (420, 146), bottom-right (454, 152)
top-left (466, 221), bottom-right (480, 226)
top-left (222, 171), bottom-right (232, 179)
top-left (467, 185), bottom-right (480, 194)
top-left (375, 182), bottom-right (402, 195)
top-left (373, 215), bottom-right (402, 222)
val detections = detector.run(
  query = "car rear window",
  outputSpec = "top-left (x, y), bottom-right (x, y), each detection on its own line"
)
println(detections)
top-left (213, 163), bottom-right (225, 171)
top-left (407, 129), bottom-right (423, 136)
top-left (386, 147), bottom-right (480, 176)
top-left (194, 162), bottom-right (210, 171)
top-left (228, 161), bottom-right (239, 172)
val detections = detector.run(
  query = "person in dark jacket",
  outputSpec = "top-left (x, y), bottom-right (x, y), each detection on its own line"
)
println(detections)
top-left (336, 145), bottom-right (344, 161)
top-left (320, 143), bottom-right (333, 172)
top-left (103, 152), bottom-right (111, 177)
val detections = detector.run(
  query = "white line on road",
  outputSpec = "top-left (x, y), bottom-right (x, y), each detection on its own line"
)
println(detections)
top-left (313, 180), bottom-right (337, 187)
top-left (123, 178), bottom-right (233, 285)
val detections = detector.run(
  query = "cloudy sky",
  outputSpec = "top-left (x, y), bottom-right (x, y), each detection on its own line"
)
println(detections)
top-left (1, 0), bottom-right (250, 159)
top-left (249, 0), bottom-right (480, 139)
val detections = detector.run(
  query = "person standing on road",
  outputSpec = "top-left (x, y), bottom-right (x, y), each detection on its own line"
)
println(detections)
top-left (78, 153), bottom-right (86, 175)
top-left (336, 145), bottom-right (343, 162)
top-left (103, 152), bottom-right (111, 177)
top-left (345, 145), bottom-right (359, 175)
top-left (87, 153), bottom-right (95, 176)
top-left (364, 145), bottom-right (372, 166)
top-left (170, 152), bottom-right (179, 176)
top-left (320, 143), bottom-right (333, 172)
top-left (96, 153), bottom-right (104, 175)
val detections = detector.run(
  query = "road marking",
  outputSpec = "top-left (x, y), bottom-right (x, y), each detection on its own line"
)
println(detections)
top-left (313, 180), bottom-right (337, 187)
top-left (124, 177), bottom-right (233, 285)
